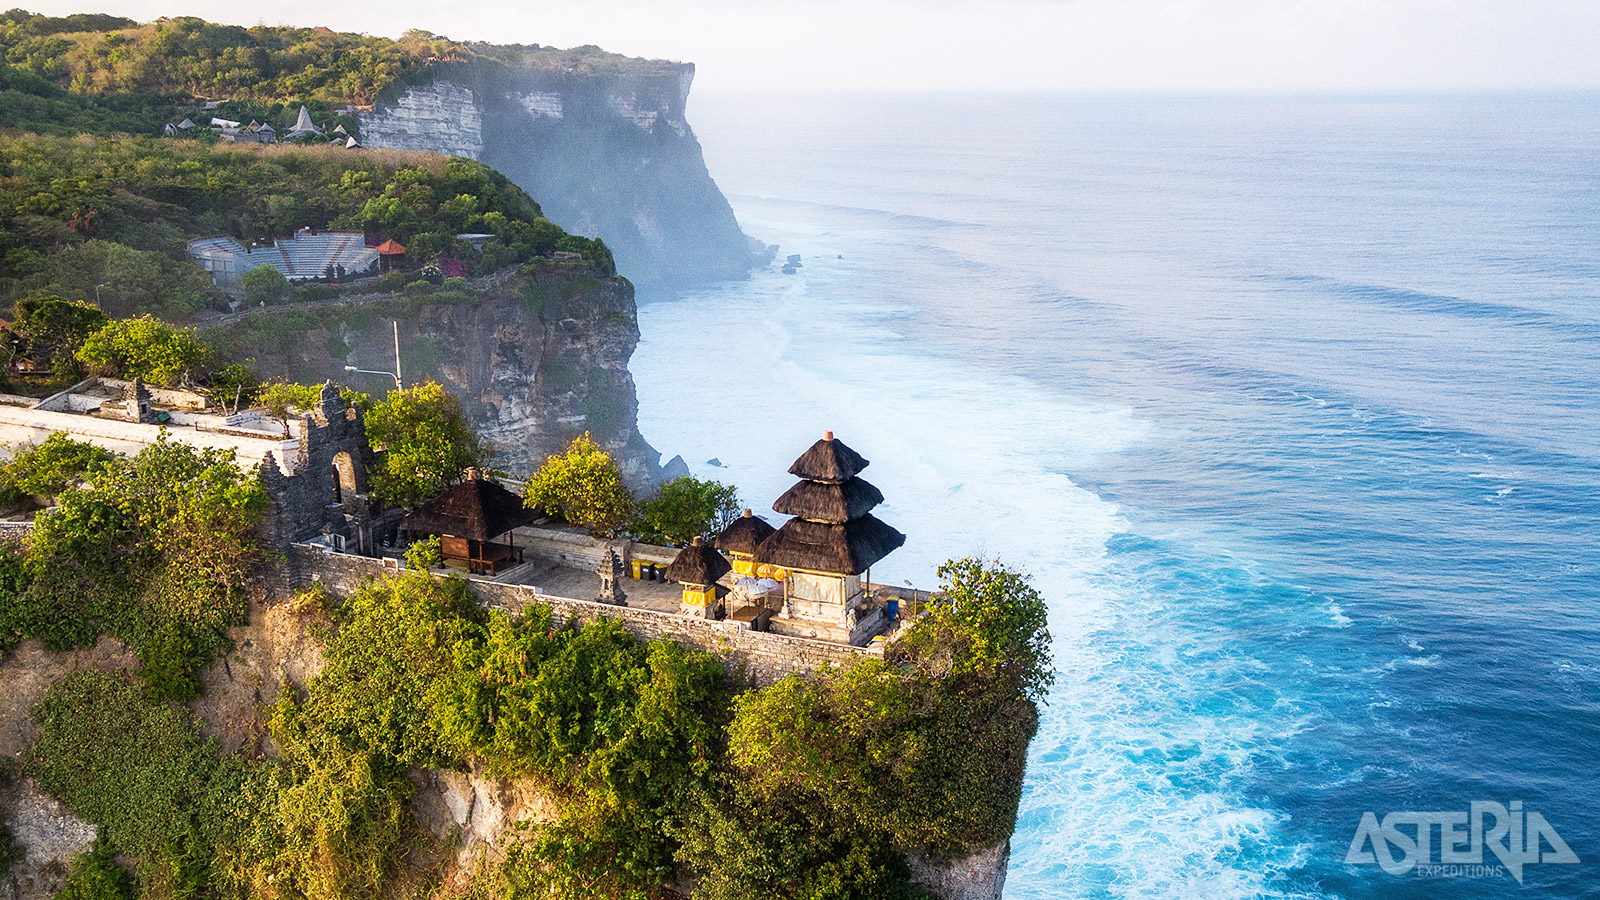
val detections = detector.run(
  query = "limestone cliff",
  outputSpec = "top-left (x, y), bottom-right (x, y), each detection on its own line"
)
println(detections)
top-left (204, 266), bottom-right (661, 489)
top-left (358, 54), bottom-right (750, 288)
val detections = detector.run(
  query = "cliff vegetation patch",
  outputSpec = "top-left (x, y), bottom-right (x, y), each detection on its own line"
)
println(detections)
top-left (0, 132), bottom-right (614, 323)
top-left (17, 553), bottom-right (1049, 900)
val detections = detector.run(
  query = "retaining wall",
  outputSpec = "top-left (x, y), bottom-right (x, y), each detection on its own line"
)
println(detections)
top-left (276, 544), bottom-right (880, 687)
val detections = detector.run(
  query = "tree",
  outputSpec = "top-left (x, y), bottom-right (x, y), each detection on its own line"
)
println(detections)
top-left (241, 263), bottom-right (289, 306)
top-left (904, 557), bottom-right (1054, 703)
top-left (523, 433), bottom-right (634, 537)
top-left (74, 315), bottom-right (212, 386)
top-left (9, 294), bottom-right (107, 378)
top-left (0, 432), bottom-right (114, 508)
top-left (256, 381), bottom-right (323, 436)
top-left (363, 380), bottom-right (490, 507)
top-left (633, 476), bottom-right (741, 546)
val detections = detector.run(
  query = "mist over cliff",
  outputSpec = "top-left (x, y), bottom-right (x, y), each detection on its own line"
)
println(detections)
top-left (358, 56), bottom-right (752, 288)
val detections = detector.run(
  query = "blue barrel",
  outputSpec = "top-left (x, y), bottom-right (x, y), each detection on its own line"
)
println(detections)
top-left (887, 598), bottom-right (900, 621)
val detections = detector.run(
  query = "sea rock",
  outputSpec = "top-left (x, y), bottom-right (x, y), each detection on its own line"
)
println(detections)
top-left (660, 454), bottom-right (692, 482)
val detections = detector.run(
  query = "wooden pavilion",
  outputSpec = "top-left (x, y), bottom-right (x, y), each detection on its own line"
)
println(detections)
top-left (664, 535), bottom-right (732, 619)
top-left (715, 508), bottom-right (777, 576)
top-left (376, 239), bottom-right (407, 272)
top-left (402, 468), bottom-right (533, 574)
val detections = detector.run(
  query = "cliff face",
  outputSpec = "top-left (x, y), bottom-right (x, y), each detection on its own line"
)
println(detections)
top-left (205, 267), bottom-right (661, 489)
top-left (358, 60), bottom-right (750, 288)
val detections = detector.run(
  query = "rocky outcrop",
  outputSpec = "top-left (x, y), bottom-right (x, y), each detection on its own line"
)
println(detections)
top-left (358, 59), bottom-right (750, 288)
top-left (907, 841), bottom-right (1011, 900)
top-left (0, 780), bottom-right (96, 900)
top-left (205, 267), bottom-right (662, 488)
top-left (409, 765), bottom-right (557, 883)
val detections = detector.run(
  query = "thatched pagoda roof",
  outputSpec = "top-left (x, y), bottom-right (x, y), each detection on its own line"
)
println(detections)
top-left (664, 536), bottom-right (732, 586)
top-left (771, 476), bottom-right (884, 524)
top-left (753, 514), bottom-right (905, 575)
top-left (788, 431), bottom-right (868, 483)
top-left (716, 509), bottom-right (777, 555)
top-left (401, 470), bottom-right (534, 542)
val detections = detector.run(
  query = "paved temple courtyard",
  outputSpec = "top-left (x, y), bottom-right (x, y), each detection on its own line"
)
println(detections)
top-left (487, 559), bottom-right (684, 614)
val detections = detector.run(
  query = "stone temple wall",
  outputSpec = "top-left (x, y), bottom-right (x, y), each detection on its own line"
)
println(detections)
top-left (274, 544), bottom-right (877, 689)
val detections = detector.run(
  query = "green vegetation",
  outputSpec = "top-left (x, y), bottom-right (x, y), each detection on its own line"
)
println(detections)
top-left (364, 379), bottom-right (490, 507)
top-left (0, 11), bottom-right (675, 138)
top-left (240, 263), bottom-right (288, 306)
top-left (0, 431), bottom-right (113, 509)
top-left (0, 436), bottom-right (267, 699)
top-left (0, 132), bottom-right (615, 322)
top-left (254, 380), bottom-right (323, 435)
top-left (3, 294), bottom-right (107, 382)
top-left (54, 839), bottom-right (136, 900)
top-left (681, 558), bottom-right (1049, 900)
top-left (0, 12), bottom-right (463, 112)
top-left (633, 475), bottom-right (742, 546)
top-left (523, 432), bottom-right (635, 537)
top-left (74, 314), bottom-right (212, 385)
top-left (19, 555), bottom-right (1047, 900)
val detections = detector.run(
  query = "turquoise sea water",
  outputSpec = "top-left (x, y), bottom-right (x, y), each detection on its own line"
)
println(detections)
top-left (628, 94), bottom-right (1600, 899)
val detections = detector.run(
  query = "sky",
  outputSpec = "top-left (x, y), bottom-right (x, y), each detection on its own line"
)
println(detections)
top-left (26, 0), bottom-right (1600, 92)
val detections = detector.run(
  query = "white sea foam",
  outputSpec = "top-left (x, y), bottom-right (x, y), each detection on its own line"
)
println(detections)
top-left (634, 263), bottom-right (1325, 900)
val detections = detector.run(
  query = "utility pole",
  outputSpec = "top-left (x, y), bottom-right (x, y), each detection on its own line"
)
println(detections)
top-left (343, 321), bottom-right (405, 391)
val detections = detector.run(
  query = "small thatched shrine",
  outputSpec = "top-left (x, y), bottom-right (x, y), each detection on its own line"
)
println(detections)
top-left (664, 536), bottom-right (732, 619)
top-left (716, 508), bottom-right (777, 575)
top-left (754, 431), bottom-right (905, 644)
top-left (402, 468), bottom-right (534, 574)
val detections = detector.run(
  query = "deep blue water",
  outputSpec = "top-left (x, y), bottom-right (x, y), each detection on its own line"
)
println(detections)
top-left (628, 93), bottom-right (1600, 899)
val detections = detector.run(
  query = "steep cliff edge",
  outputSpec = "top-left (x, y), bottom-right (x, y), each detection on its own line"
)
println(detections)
top-left (203, 266), bottom-right (661, 488)
top-left (358, 55), bottom-right (750, 288)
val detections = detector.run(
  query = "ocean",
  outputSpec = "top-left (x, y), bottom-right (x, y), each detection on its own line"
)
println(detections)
top-left (628, 93), bottom-right (1600, 899)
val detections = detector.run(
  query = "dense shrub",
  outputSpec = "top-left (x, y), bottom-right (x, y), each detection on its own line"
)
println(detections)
top-left (18, 539), bottom-right (1047, 900)
top-left (0, 432), bottom-right (114, 509)
top-left (1, 437), bottom-right (268, 696)
top-left (632, 476), bottom-right (741, 546)
top-left (241, 264), bottom-right (289, 306)
top-left (53, 839), bottom-right (137, 900)
top-left (3, 294), bottom-right (108, 384)
top-left (75, 315), bottom-right (212, 386)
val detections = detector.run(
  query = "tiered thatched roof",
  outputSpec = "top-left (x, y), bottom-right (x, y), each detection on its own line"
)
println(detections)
top-left (787, 430), bottom-right (868, 483)
top-left (716, 508), bottom-right (777, 556)
top-left (755, 431), bottom-right (905, 575)
top-left (752, 515), bottom-right (904, 575)
top-left (401, 469), bottom-right (534, 541)
top-left (772, 477), bottom-right (884, 524)
top-left (665, 536), bottom-right (732, 586)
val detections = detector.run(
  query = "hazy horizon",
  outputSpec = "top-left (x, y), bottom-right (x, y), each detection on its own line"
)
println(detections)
top-left (21, 0), bottom-right (1600, 94)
